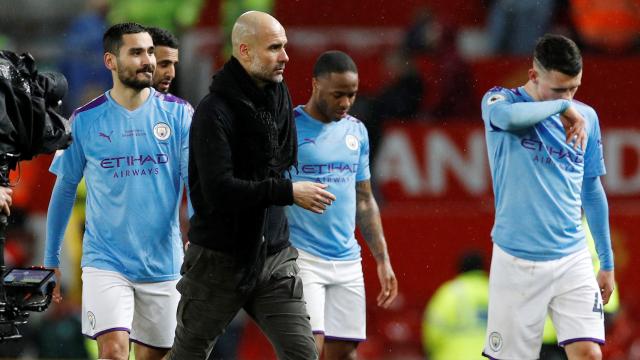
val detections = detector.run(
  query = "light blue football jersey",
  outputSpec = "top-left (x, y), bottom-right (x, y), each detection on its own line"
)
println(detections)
top-left (286, 106), bottom-right (370, 260)
top-left (47, 88), bottom-right (192, 282)
top-left (481, 86), bottom-right (605, 261)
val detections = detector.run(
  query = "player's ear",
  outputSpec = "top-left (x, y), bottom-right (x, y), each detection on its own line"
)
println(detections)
top-left (104, 52), bottom-right (117, 71)
top-left (239, 43), bottom-right (250, 61)
top-left (528, 68), bottom-right (538, 84)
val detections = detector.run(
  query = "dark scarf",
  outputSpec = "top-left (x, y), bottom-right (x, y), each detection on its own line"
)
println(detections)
top-left (209, 56), bottom-right (297, 176)
top-left (208, 57), bottom-right (296, 293)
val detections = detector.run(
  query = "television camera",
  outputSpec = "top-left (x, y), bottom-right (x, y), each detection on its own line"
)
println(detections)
top-left (0, 49), bottom-right (71, 341)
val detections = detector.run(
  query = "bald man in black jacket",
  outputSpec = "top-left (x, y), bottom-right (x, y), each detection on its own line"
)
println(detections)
top-left (167, 11), bottom-right (335, 360)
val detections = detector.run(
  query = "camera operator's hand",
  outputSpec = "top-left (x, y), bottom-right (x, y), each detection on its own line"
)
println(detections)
top-left (51, 268), bottom-right (63, 303)
top-left (0, 186), bottom-right (13, 216)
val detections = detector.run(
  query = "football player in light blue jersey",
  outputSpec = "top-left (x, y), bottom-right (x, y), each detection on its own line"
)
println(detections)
top-left (148, 27), bottom-right (179, 95)
top-left (148, 27), bottom-right (192, 248)
top-left (481, 34), bottom-right (614, 360)
top-left (286, 51), bottom-right (398, 359)
top-left (44, 23), bottom-right (192, 360)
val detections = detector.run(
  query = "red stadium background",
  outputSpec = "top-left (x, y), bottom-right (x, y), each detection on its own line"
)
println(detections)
top-left (20, 36), bottom-right (637, 360)
top-left (4, 0), bottom-right (639, 358)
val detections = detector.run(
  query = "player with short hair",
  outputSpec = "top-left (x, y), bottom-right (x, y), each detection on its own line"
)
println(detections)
top-left (147, 26), bottom-right (179, 94)
top-left (286, 50), bottom-right (398, 359)
top-left (481, 34), bottom-right (615, 360)
top-left (44, 22), bottom-right (192, 360)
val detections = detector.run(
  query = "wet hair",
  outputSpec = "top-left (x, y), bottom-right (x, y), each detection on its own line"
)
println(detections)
top-left (147, 26), bottom-right (179, 49)
top-left (312, 50), bottom-right (358, 78)
top-left (533, 34), bottom-right (582, 76)
top-left (103, 22), bottom-right (148, 54)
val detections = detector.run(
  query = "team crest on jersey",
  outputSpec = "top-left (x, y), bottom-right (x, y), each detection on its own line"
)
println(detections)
top-left (345, 134), bottom-right (359, 151)
top-left (487, 94), bottom-right (506, 105)
top-left (489, 332), bottom-right (503, 352)
top-left (87, 311), bottom-right (96, 329)
top-left (153, 122), bottom-right (171, 141)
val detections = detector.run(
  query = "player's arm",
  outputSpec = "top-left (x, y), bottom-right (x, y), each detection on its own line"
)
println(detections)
top-left (44, 176), bottom-right (79, 303)
top-left (44, 112), bottom-right (85, 304)
top-left (483, 91), bottom-right (586, 148)
top-left (482, 90), bottom-right (569, 131)
top-left (190, 104), bottom-right (293, 210)
top-left (582, 176), bottom-right (615, 304)
top-left (355, 179), bottom-right (397, 308)
top-left (191, 102), bottom-right (334, 212)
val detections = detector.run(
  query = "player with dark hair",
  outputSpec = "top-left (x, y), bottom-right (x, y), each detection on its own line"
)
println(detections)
top-left (44, 22), bottom-right (192, 360)
top-left (147, 26), bottom-right (179, 94)
top-left (286, 50), bottom-right (398, 359)
top-left (481, 34), bottom-right (614, 359)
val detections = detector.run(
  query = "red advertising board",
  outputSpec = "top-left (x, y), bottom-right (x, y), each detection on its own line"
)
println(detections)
top-left (346, 121), bottom-right (640, 357)
top-left (376, 123), bottom-right (640, 201)
top-left (364, 121), bottom-right (640, 312)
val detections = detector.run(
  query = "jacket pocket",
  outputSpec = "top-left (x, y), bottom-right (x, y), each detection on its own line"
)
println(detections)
top-left (271, 260), bottom-right (303, 299)
top-left (177, 244), bottom-right (242, 299)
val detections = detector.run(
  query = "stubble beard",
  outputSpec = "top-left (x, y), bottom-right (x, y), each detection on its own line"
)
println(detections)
top-left (249, 57), bottom-right (283, 84)
top-left (119, 70), bottom-right (152, 90)
top-left (116, 60), bottom-right (153, 90)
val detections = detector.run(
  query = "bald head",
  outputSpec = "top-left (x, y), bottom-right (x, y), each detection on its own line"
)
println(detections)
top-left (231, 11), bottom-right (281, 57)
top-left (230, 11), bottom-right (289, 87)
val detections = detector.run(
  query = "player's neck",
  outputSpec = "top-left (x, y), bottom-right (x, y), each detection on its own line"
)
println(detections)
top-left (110, 84), bottom-right (150, 111)
top-left (303, 102), bottom-right (331, 124)
top-left (523, 81), bottom-right (541, 101)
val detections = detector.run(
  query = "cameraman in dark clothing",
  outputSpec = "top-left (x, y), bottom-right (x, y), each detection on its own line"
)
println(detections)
top-left (167, 11), bottom-right (335, 360)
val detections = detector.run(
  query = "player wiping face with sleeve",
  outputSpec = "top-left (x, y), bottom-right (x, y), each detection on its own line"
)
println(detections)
top-left (481, 34), bottom-right (614, 360)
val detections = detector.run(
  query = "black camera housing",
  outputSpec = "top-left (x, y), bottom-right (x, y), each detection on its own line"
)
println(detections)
top-left (0, 49), bottom-right (71, 341)
top-left (0, 267), bottom-right (56, 340)
top-left (3, 267), bottom-right (56, 311)
top-left (0, 50), bottom-right (71, 164)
